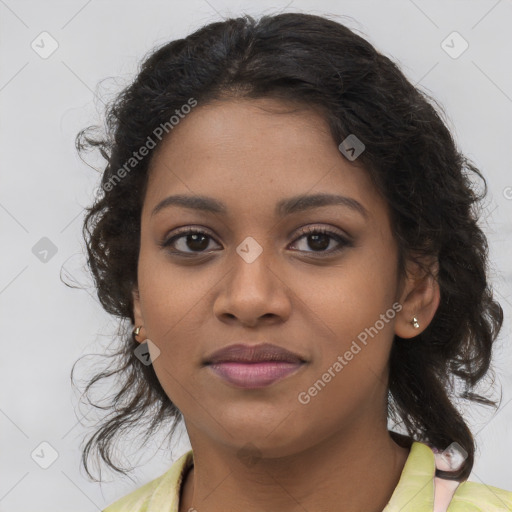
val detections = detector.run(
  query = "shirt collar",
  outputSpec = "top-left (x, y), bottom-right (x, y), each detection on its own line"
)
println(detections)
top-left (147, 449), bottom-right (194, 512)
top-left (147, 441), bottom-right (435, 512)
top-left (383, 441), bottom-right (436, 512)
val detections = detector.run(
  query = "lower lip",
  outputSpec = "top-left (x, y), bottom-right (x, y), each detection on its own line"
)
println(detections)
top-left (207, 361), bottom-right (304, 388)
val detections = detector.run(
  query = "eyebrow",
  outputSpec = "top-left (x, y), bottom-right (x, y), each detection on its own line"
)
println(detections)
top-left (151, 193), bottom-right (369, 219)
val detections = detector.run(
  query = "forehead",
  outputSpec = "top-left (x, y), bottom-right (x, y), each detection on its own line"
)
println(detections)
top-left (144, 98), bottom-right (387, 222)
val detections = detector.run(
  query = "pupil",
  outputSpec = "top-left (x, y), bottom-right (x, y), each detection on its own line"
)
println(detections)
top-left (309, 234), bottom-right (329, 251)
top-left (188, 233), bottom-right (209, 251)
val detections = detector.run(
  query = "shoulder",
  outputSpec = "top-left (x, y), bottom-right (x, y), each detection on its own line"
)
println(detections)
top-left (102, 450), bottom-right (194, 512)
top-left (448, 480), bottom-right (512, 511)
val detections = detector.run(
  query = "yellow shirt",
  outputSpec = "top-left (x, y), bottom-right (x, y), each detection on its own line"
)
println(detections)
top-left (103, 441), bottom-right (512, 511)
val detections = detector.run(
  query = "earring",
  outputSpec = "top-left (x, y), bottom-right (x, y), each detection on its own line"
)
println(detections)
top-left (411, 316), bottom-right (420, 329)
top-left (133, 325), bottom-right (143, 340)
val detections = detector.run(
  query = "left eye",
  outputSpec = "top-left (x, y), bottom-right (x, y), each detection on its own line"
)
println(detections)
top-left (289, 227), bottom-right (351, 255)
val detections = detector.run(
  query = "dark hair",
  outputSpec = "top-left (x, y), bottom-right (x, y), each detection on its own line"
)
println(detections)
top-left (72, 12), bottom-right (503, 482)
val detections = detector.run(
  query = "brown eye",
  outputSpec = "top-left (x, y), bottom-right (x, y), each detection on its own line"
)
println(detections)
top-left (161, 228), bottom-right (221, 254)
top-left (289, 226), bottom-right (352, 255)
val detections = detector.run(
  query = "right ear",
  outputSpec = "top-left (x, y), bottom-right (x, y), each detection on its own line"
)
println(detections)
top-left (132, 287), bottom-right (145, 343)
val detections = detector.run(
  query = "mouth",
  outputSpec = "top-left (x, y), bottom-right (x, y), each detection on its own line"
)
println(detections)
top-left (203, 343), bottom-right (307, 389)
top-left (208, 360), bottom-right (306, 388)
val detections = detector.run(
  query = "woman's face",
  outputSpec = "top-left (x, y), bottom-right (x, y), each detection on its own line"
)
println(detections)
top-left (133, 97), bottom-right (418, 457)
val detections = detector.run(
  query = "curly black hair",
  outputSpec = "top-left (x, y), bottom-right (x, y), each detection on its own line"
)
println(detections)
top-left (71, 12), bottom-right (504, 482)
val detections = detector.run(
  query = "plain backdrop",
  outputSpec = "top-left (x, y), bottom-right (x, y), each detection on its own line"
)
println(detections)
top-left (1, 0), bottom-right (511, 510)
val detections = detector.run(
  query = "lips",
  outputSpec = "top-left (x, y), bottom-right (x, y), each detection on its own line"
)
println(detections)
top-left (203, 343), bottom-right (307, 389)
top-left (203, 343), bottom-right (306, 365)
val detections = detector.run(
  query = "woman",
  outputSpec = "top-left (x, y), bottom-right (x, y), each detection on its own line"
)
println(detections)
top-left (74, 12), bottom-right (512, 512)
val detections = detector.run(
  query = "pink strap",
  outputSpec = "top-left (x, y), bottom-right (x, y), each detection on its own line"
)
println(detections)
top-left (432, 448), bottom-right (463, 512)
top-left (433, 476), bottom-right (460, 512)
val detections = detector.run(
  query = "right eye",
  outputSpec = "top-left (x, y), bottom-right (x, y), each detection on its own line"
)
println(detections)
top-left (160, 227), bottom-right (221, 255)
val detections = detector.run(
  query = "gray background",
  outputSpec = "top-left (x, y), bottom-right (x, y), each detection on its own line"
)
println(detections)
top-left (1, 0), bottom-right (511, 510)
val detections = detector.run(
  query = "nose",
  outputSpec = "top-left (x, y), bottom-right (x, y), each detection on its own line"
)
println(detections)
top-left (213, 241), bottom-right (292, 328)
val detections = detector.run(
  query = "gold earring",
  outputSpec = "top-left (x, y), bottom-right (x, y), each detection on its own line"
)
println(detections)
top-left (411, 316), bottom-right (420, 329)
top-left (133, 325), bottom-right (143, 340)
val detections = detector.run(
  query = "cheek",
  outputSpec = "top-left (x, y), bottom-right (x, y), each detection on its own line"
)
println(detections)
top-left (294, 271), bottom-right (397, 426)
top-left (137, 260), bottom-right (204, 411)
top-left (294, 252), bottom-right (397, 342)
top-left (138, 245), bottom-right (215, 339)
top-left (137, 251), bottom-right (202, 383)
top-left (292, 255), bottom-right (399, 405)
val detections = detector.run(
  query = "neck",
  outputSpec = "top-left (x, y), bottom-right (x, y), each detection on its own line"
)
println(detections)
top-left (179, 422), bottom-right (410, 512)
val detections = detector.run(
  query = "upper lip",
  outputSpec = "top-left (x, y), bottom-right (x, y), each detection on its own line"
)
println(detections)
top-left (204, 343), bottom-right (306, 365)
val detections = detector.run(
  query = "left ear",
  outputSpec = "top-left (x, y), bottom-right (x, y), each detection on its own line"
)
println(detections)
top-left (394, 255), bottom-right (441, 339)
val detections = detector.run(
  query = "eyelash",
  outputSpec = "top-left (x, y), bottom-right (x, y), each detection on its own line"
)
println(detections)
top-left (159, 225), bottom-right (352, 257)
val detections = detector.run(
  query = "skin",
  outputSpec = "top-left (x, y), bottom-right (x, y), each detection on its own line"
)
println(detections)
top-left (132, 97), bottom-right (440, 512)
